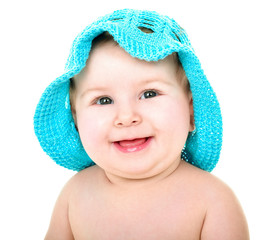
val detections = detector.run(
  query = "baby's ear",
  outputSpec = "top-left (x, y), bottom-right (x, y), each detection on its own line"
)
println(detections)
top-left (69, 88), bottom-right (78, 131)
top-left (71, 105), bottom-right (77, 123)
top-left (70, 104), bottom-right (79, 132)
top-left (189, 97), bottom-right (195, 132)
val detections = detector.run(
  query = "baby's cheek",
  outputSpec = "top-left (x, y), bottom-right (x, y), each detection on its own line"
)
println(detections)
top-left (153, 100), bottom-right (189, 125)
top-left (77, 115), bottom-right (98, 143)
top-left (77, 111), bottom-right (110, 146)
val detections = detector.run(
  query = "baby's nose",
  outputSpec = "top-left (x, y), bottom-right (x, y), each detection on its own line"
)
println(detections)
top-left (114, 105), bottom-right (142, 127)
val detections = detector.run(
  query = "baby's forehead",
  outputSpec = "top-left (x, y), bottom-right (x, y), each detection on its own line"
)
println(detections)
top-left (82, 41), bottom-right (179, 80)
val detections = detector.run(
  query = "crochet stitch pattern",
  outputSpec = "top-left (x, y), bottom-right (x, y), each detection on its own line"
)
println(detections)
top-left (34, 9), bottom-right (223, 172)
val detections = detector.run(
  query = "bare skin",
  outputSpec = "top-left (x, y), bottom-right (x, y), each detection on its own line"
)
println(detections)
top-left (45, 161), bottom-right (249, 240)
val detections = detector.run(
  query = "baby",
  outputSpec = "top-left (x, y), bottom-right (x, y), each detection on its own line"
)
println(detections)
top-left (34, 9), bottom-right (249, 239)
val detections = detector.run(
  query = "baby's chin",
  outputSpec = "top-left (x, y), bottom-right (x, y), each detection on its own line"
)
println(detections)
top-left (102, 159), bottom-right (181, 186)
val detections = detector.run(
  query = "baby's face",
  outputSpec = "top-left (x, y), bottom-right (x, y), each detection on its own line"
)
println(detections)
top-left (73, 41), bottom-right (193, 180)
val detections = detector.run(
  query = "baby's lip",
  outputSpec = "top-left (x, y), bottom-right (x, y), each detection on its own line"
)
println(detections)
top-left (116, 138), bottom-right (148, 147)
top-left (113, 136), bottom-right (151, 144)
top-left (113, 137), bottom-right (153, 153)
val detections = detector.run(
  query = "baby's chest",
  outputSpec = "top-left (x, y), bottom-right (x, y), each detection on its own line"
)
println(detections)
top-left (69, 192), bottom-right (205, 240)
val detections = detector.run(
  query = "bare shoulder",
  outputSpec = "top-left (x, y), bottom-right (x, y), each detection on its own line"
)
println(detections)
top-left (44, 166), bottom-right (102, 240)
top-left (179, 162), bottom-right (249, 239)
top-left (52, 165), bottom-right (102, 200)
top-left (68, 165), bottom-right (104, 188)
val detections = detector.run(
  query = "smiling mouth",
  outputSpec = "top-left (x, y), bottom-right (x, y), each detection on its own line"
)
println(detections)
top-left (113, 137), bottom-right (152, 153)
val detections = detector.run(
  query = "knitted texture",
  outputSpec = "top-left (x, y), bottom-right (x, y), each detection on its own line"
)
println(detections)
top-left (34, 9), bottom-right (223, 172)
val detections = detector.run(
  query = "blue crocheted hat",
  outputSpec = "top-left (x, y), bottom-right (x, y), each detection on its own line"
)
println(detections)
top-left (34, 9), bottom-right (222, 172)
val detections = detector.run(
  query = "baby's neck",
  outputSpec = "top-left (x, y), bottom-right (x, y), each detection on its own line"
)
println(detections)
top-left (102, 160), bottom-right (183, 191)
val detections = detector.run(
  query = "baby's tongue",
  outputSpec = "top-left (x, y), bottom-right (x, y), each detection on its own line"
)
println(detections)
top-left (118, 138), bottom-right (147, 147)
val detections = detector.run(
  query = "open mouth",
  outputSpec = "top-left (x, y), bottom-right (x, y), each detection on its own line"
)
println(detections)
top-left (113, 137), bottom-right (152, 153)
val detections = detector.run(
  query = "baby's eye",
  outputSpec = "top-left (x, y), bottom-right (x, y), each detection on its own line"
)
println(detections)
top-left (96, 97), bottom-right (113, 105)
top-left (141, 90), bottom-right (158, 99)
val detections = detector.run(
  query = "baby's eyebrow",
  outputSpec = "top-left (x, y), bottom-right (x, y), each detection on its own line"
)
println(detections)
top-left (142, 77), bottom-right (173, 86)
top-left (142, 78), bottom-right (158, 84)
top-left (80, 86), bottom-right (108, 98)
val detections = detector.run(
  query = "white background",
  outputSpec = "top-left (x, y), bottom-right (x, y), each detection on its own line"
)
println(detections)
top-left (1, 0), bottom-right (264, 239)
